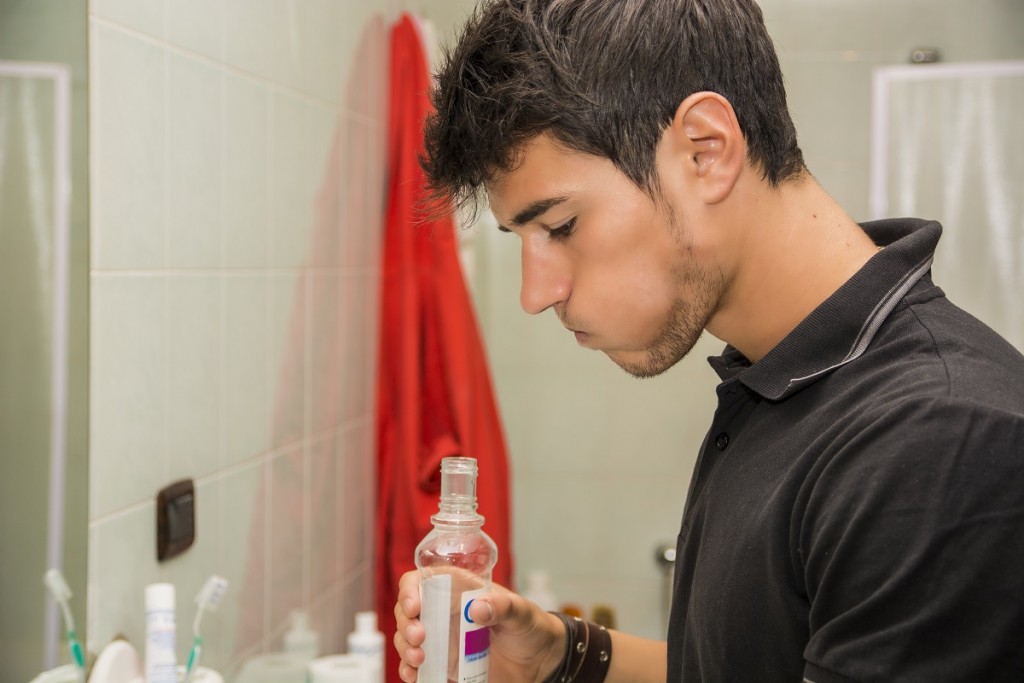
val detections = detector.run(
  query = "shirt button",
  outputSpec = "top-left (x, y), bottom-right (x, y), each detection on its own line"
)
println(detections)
top-left (715, 432), bottom-right (730, 451)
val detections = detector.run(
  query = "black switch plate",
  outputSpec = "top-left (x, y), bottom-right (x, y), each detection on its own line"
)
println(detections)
top-left (156, 479), bottom-right (195, 562)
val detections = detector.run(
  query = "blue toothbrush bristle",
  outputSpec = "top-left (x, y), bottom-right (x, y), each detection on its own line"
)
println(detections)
top-left (196, 575), bottom-right (229, 609)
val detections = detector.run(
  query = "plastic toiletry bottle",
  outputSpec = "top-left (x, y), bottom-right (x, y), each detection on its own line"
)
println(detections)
top-left (145, 583), bottom-right (178, 683)
top-left (523, 571), bottom-right (559, 612)
top-left (283, 610), bottom-right (320, 661)
top-left (415, 457), bottom-right (498, 683)
top-left (347, 611), bottom-right (385, 683)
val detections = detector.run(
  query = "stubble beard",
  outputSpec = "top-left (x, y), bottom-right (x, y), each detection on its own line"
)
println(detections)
top-left (614, 209), bottom-right (725, 379)
top-left (612, 289), bottom-right (715, 379)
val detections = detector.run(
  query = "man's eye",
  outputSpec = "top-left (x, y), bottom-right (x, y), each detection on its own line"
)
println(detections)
top-left (549, 218), bottom-right (577, 241)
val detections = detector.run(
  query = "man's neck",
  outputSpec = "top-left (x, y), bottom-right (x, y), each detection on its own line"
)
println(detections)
top-left (707, 174), bottom-right (879, 363)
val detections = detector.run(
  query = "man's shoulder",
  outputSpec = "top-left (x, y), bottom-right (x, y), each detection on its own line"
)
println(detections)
top-left (807, 287), bottom-right (1024, 480)
top-left (859, 282), bottom-right (1024, 416)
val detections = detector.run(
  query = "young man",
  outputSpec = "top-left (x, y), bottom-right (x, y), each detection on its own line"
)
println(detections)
top-left (394, 0), bottom-right (1024, 681)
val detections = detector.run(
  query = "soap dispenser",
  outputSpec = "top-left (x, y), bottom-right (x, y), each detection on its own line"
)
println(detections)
top-left (283, 610), bottom-right (319, 661)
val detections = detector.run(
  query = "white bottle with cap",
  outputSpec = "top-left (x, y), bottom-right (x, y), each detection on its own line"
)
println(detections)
top-left (145, 583), bottom-right (177, 683)
top-left (523, 571), bottom-right (559, 612)
top-left (346, 611), bottom-right (385, 683)
top-left (284, 610), bottom-right (320, 661)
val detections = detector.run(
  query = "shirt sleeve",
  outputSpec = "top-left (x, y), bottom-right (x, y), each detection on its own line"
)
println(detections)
top-left (798, 396), bottom-right (1024, 682)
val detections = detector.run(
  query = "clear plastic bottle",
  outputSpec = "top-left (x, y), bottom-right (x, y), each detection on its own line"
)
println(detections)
top-left (415, 457), bottom-right (498, 683)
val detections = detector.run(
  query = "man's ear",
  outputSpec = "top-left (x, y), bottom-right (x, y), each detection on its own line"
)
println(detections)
top-left (667, 92), bottom-right (745, 204)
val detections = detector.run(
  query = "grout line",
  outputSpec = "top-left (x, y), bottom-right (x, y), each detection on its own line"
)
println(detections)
top-left (88, 498), bottom-right (155, 528)
top-left (219, 60), bottom-right (228, 489)
top-left (262, 264), bottom-right (273, 474)
top-left (339, 429), bottom-right (352, 583)
top-left (303, 267), bottom-right (314, 607)
top-left (89, 265), bottom-right (372, 277)
top-left (265, 80), bottom-right (273, 271)
top-left (161, 43), bottom-right (170, 488)
top-left (263, 446), bottom-right (272, 647)
top-left (217, 0), bottom-right (226, 64)
top-left (261, 219), bottom-right (274, 652)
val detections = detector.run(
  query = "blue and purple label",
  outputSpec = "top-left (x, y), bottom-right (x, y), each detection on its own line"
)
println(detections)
top-left (464, 625), bottom-right (490, 662)
top-left (459, 589), bottom-right (490, 683)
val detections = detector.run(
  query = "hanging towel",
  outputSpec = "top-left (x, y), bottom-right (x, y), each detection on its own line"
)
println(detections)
top-left (374, 15), bottom-right (514, 683)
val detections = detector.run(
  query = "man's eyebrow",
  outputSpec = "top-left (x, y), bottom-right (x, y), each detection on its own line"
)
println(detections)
top-left (496, 196), bottom-right (569, 232)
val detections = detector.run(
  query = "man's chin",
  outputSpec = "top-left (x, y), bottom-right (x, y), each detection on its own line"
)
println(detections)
top-left (605, 350), bottom-right (678, 380)
top-left (604, 333), bottom-right (699, 379)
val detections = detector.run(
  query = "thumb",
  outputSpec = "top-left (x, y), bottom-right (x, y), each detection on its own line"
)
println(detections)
top-left (466, 591), bottom-right (566, 678)
top-left (467, 590), bottom-right (536, 631)
top-left (466, 597), bottom-right (497, 625)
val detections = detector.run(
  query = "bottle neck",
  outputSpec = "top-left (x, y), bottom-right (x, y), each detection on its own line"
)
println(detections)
top-left (433, 458), bottom-right (484, 525)
top-left (432, 491), bottom-right (485, 526)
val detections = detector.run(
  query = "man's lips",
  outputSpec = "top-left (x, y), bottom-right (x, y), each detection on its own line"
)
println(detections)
top-left (559, 311), bottom-right (590, 344)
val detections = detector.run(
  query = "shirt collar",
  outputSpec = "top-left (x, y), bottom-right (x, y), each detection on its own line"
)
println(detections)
top-left (708, 218), bottom-right (942, 400)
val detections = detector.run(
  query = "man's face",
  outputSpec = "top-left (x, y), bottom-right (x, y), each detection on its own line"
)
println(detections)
top-left (487, 134), bottom-right (727, 378)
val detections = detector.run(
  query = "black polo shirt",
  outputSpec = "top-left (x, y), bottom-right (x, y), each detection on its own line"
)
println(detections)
top-left (667, 218), bottom-right (1024, 682)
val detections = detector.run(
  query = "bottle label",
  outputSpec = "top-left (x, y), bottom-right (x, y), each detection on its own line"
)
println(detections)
top-left (420, 577), bottom-right (491, 683)
top-left (420, 574), bottom-right (453, 683)
top-left (458, 588), bottom-right (490, 683)
top-left (145, 609), bottom-right (178, 683)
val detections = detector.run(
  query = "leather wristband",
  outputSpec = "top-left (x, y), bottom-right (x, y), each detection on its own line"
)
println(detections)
top-left (542, 612), bottom-right (612, 683)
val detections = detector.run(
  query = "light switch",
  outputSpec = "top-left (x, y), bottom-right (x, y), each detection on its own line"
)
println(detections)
top-left (156, 479), bottom-right (195, 562)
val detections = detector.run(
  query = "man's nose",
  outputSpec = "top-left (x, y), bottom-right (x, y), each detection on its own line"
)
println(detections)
top-left (519, 237), bottom-right (570, 315)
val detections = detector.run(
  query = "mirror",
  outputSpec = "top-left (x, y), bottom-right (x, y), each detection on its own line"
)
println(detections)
top-left (465, 0), bottom-right (1024, 640)
top-left (0, 1), bottom-right (90, 679)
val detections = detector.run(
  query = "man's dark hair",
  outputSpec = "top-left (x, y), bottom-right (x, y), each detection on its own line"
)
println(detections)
top-left (422, 0), bottom-right (806, 214)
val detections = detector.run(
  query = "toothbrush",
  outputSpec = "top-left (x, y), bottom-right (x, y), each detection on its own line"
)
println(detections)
top-left (43, 569), bottom-right (86, 680)
top-left (183, 575), bottom-right (229, 683)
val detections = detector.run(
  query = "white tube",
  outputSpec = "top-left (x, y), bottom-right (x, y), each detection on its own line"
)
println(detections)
top-left (145, 584), bottom-right (177, 683)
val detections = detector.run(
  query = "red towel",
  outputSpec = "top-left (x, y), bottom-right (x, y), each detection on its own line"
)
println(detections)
top-left (374, 15), bottom-right (514, 683)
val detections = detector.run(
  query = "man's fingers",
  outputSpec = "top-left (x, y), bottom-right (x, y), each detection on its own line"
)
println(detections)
top-left (398, 571), bottom-right (422, 617)
top-left (467, 596), bottom-right (497, 625)
top-left (399, 661), bottom-right (418, 683)
top-left (394, 570), bottom-right (428, 683)
top-left (404, 619), bottom-right (425, 647)
top-left (394, 627), bottom-right (425, 658)
top-left (467, 588), bottom-right (535, 631)
top-left (394, 619), bottom-right (425, 683)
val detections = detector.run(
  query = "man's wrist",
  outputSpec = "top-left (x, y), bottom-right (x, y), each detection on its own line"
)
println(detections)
top-left (542, 612), bottom-right (612, 683)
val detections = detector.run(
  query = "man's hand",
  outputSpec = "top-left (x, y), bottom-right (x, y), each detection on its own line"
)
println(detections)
top-left (393, 570), bottom-right (565, 683)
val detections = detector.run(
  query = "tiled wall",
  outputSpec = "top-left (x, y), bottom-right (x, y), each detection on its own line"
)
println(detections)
top-left (86, 0), bottom-right (393, 675)
top-left (469, 0), bottom-right (1024, 640)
